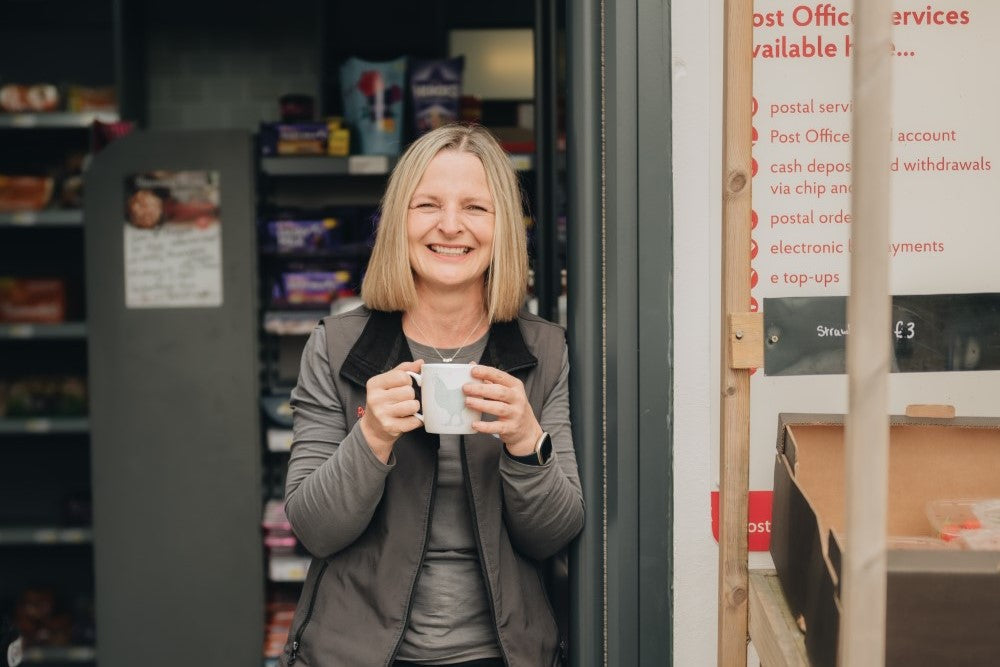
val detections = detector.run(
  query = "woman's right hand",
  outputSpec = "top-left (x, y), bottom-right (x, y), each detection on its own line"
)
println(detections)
top-left (358, 359), bottom-right (424, 463)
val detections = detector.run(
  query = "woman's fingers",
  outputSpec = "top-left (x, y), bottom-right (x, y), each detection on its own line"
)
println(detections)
top-left (471, 418), bottom-right (507, 437)
top-left (463, 381), bottom-right (513, 402)
top-left (378, 384), bottom-right (417, 404)
top-left (368, 360), bottom-right (422, 392)
top-left (384, 399), bottom-right (421, 419)
top-left (465, 396), bottom-right (514, 418)
top-left (367, 390), bottom-right (419, 428)
top-left (470, 364), bottom-right (520, 387)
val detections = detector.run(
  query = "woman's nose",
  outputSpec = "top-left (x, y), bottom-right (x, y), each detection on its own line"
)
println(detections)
top-left (436, 205), bottom-right (463, 234)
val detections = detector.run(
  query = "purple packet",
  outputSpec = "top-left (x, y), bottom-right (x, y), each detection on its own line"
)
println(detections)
top-left (264, 219), bottom-right (341, 253)
top-left (277, 270), bottom-right (353, 306)
top-left (410, 57), bottom-right (464, 135)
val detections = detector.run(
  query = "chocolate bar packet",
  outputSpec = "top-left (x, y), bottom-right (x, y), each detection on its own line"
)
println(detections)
top-left (410, 57), bottom-right (464, 136)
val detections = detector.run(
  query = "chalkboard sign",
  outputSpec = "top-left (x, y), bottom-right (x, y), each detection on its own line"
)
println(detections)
top-left (764, 293), bottom-right (1000, 375)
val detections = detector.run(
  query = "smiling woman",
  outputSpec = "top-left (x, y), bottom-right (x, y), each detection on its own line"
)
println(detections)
top-left (279, 124), bottom-right (583, 666)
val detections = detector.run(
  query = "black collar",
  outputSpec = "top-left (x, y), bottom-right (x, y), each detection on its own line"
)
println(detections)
top-left (340, 310), bottom-right (538, 387)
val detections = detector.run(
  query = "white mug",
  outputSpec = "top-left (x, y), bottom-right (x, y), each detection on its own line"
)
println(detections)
top-left (406, 363), bottom-right (482, 434)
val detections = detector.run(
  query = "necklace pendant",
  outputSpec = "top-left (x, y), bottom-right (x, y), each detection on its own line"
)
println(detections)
top-left (442, 357), bottom-right (454, 363)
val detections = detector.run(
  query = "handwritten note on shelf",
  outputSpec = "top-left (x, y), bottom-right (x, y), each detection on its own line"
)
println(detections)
top-left (124, 223), bottom-right (223, 308)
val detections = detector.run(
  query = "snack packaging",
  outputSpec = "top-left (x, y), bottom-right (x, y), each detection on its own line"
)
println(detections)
top-left (259, 122), bottom-right (329, 156)
top-left (326, 117), bottom-right (350, 156)
top-left (0, 278), bottom-right (66, 323)
top-left (956, 528), bottom-right (1000, 551)
top-left (972, 498), bottom-right (1000, 527)
top-left (409, 57), bottom-right (464, 135)
top-left (264, 601), bottom-right (297, 658)
top-left (340, 57), bottom-right (406, 156)
top-left (0, 83), bottom-right (59, 112)
top-left (927, 498), bottom-right (1000, 541)
top-left (0, 375), bottom-right (87, 417)
top-left (262, 499), bottom-right (292, 532)
top-left (92, 120), bottom-right (135, 153)
top-left (0, 176), bottom-right (54, 212)
top-left (65, 85), bottom-right (116, 113)
top-left (263, 219), bottom-right (342, 253)
top-left (272, 270), bottom-right (354, 306)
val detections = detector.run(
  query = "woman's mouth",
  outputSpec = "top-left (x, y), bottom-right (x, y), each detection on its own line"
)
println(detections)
top-left (429, 244), bottom-right (472, 256)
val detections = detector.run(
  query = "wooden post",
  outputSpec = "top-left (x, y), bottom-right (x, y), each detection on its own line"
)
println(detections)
top-left (719, 0), bottom-right (754, 664)
top-left (841, 0), bottom-right (892, 664)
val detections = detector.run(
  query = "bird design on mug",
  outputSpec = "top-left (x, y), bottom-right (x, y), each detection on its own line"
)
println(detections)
top-left (432, 375), bottom-right (466, 425)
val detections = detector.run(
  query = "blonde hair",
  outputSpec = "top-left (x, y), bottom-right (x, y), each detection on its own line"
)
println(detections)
top-left (360, 124), bottom-right (528, 322)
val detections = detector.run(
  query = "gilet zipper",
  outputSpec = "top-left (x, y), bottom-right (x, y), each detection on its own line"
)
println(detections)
top-left (537, 564), bottom-right (566, 665)
top-left (460, 439), bottom-right (511, 667)
top-left (287, 559), bottom-right (330, 664)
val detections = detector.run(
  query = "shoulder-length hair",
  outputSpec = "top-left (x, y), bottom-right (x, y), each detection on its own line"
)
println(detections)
top-left (360, 124), bottom-right (529, 322)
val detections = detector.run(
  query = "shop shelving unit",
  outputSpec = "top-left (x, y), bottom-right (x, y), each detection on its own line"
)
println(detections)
top-left (254, 148), bottom-right (392, 664)
top-left (0, 108), bottom-right (114, 663)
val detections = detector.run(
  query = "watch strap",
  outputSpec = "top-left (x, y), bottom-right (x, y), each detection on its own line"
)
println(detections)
top-left (507, 432), bottom-right (552, 466)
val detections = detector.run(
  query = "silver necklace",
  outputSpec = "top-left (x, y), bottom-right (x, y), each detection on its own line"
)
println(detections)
top-left (408, 310), bottom-right (486, 363)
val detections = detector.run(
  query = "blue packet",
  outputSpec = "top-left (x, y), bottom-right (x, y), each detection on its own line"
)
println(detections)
top-left (340, 57), bottom-right (406, 156)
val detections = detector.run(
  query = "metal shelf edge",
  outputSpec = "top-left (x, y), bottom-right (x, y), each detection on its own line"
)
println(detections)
top-left (21, 645), bottom-right (97, 662)
top-left (0, 210), bottom-right (84, 227)
top-left (0, 322), bottom-right (87, 339)
top-left (260, 155), bottom-right (393, 176)
top-left (0, 526), bottom-right (94, 545)
top-left (0, 417), bottom-right (90, 434)
top-left (0, 111), bottom-right (119, 128)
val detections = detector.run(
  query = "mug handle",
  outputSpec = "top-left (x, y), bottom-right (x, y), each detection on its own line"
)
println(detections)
top-left (405, 370), bottom-right (424, 423)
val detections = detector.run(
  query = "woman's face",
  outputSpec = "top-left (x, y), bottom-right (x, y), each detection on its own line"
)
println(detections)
top-left (407, 149), bottom-right (495, 296)
top-left (127, 190), bottom-right (164, 229)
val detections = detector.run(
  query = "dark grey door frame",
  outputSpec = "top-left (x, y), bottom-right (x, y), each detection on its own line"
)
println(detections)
top-left (567, 0), bottom-right (673, 664)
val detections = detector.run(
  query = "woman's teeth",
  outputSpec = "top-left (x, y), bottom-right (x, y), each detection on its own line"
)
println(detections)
top-left (430, 245), bottom-right (470, 256)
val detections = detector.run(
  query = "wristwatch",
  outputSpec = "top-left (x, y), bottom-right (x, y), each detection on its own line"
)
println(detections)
top-left (509, 431), bottom-right (553, 466)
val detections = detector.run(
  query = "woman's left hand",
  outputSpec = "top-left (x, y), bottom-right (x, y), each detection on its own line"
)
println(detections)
top-left (464, 365), bottom-right (543, 457)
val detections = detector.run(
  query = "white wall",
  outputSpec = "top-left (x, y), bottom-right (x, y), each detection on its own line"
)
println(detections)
top-left (671, 0), bottom-right (721, 662)
top-left (672, 1), bottom-right (761, 664)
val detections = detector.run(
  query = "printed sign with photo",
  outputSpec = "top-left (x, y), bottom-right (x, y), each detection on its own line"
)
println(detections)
top-left (123, 171), bottom-right (222, 308)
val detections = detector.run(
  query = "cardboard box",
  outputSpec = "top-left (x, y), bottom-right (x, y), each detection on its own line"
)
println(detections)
top-left (771, 413), bottom-right (1000, 667)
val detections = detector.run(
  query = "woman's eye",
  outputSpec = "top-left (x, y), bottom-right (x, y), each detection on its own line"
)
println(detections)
top-left (414, 202), bottom-right (436, 209)
top-left (467, 204), bottom-right (488, 212)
